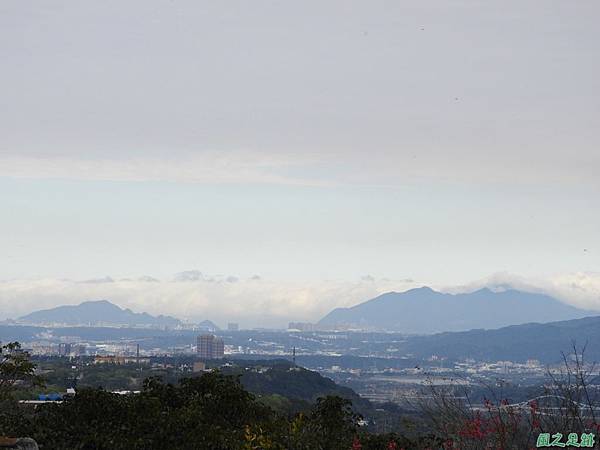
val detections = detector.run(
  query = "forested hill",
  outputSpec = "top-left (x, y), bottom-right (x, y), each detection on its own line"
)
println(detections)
top-left (222, 360), bottom-right (373, 414)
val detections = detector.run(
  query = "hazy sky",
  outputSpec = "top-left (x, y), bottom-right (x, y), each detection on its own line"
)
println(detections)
top-left (1, 1), bottom-right (599, 325)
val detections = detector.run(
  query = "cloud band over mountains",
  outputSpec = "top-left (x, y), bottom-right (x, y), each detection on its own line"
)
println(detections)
top-left (1, 272), bottom-right (599, 329)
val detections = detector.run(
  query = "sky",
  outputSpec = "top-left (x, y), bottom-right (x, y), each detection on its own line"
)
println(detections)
top-left (1, 1), bottom-right (599, 327)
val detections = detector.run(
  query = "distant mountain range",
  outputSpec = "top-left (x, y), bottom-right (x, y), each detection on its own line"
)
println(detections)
top-left (17, 300), bottom-right (182, 328)
top-left (400, 314), bottom-right (600, 363)
top-left (318, 287), bottom-right (592, 333)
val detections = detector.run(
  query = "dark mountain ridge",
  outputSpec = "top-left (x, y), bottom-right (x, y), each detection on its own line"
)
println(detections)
top-left (17, 300), bottom-right (182, 328)
top-left (319, 287), bottom-right (592, 333)
top-left (401, 314), bottom-right (600, 363)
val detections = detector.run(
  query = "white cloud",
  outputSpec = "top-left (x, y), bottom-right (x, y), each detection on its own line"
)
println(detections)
top-left (448, 271), bottom-right (600, 312)
top-left (2, 272), bottom-right (600, 329)
top-left (0, 274), bottom-right (418, 328)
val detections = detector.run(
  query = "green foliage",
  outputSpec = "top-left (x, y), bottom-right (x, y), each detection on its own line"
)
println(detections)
top-left (356, 432), bottom-right (444, 450)
top-left (0, 371), bottom-right (414, 450)
top-left (36, 357), bottom-right (179, 391)
top-left (0, 342), bottom-right (44, 400)
top-left (233, 362), bottom-right (373, 414)
top-left (0, 342), bottom-right (44, 437)
top-left (293, 396), bottom-right (359, 450)
top-left (5, 372), bottom-right (274, 450)
top-left (0, 349), bottom-right (444, 449)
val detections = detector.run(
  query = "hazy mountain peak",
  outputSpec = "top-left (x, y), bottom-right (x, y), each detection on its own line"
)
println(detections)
top-left (472, 287), bottom-right (493, 294)
top-left (409, 286), bottom-right (438, 294)
top-left (416, 286), bottom-right (435, 292)
top-left (81, 299), bottom-right (116, 306)
top-left (319, 288), bottom-right (591, 334)
top-left (17, 300), bottom-right (182, 328)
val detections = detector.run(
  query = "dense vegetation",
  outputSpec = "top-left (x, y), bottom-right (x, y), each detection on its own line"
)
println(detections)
top-left (31, 357), bottom-right (374, 412)
top-left (2, 372), bottom-right (440, 449)
top-left (1, 342), bottom-right (441, 449)
top-left (5, 342), bottom-right (600, 449)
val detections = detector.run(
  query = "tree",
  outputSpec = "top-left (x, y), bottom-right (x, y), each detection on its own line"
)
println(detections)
top-left (289, 396), bottom-right (360, 450)
top-left (0, 342), bottom-right (44, 438)
top-left (0, 342), bottom-right (43, 400)
top-left (7, 372), bottom-right (280, 450)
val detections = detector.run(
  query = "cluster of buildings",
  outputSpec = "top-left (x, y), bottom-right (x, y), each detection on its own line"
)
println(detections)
top-left (26, 341), bottom-right (152, 358)
top-left (25, 334), bottom-right (228, 361)
top-left (28, 342), bottom-right (88, 357)
top-left (196, 334), bottom-right (224, 359)
top-left (94, 355), bottom-right (151, 365)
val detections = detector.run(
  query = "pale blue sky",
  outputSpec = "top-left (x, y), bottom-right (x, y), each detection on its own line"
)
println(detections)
top-left (1, 1), bottom-right (599, 323)
top-left (1, 177), bottom-right (598, 283)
